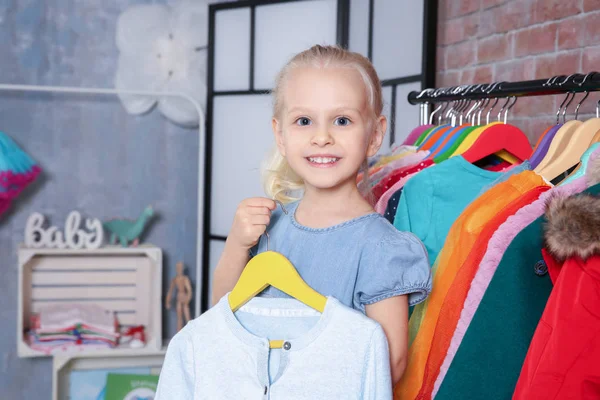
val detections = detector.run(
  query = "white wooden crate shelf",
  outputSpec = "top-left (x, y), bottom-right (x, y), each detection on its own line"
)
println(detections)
top-left (17, 244), bottom-right (163, 358)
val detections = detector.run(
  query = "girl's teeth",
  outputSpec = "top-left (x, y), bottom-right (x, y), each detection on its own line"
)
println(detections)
top-left (309, 157), bottom-right (338, 164)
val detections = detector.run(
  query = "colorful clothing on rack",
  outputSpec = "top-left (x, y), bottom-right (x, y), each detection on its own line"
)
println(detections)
top-left (375, 172), bottom-right (417, 215)
top-left (384, 189), bottom-right (402, 224)
top-left (433, 175), bottom-right (589, 397)
top-left (372, 145), bottom-right (417, 168)
top-left (156, 295), bottom-right (392, 399)
top-left (414, 183), bottom-right (550, 399)
top-left (434, 151), bottom-right (600, 399)
top-left (371, 159), bottom-right (434, 203)
top-left (358, 150), bottom-right (428, 194)
top-left (369, 151), bottom-right (428, 185)
top-left (251, 201), bottom-right (432, 311)
top-left (513, 192), bottom-right (600, 399)
top-left (402, 124), bottom-right (434, 146)
top-left (396, 171), bottom-right (547, 400)
top-left (433, 185), bottom-right (600, 400)
top-left (374, 160), bottom-right (434, 211)
top-left (394, 156), bottom-right (508, 265)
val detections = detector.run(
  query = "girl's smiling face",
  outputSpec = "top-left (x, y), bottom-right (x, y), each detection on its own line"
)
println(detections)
top-left (273, 66), bottom-right (386, 194)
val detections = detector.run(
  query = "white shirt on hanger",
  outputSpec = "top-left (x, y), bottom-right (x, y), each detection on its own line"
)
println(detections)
top-left (155, 294), bottom-right (392, 399)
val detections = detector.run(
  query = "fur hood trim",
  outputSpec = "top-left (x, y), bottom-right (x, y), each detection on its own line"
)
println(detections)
top-left (544, 192), bottom-right (600, 261)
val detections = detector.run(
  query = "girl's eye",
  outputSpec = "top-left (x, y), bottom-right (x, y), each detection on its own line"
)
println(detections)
top-left (334, 117), bottom-right (351, 126)
top-left (295, 117), bottom-right (312, 126)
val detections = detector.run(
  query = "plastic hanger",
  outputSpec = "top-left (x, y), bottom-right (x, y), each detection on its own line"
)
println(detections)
top-left (529, 124), bottom-right (562, 169)
top-left (450, 122), bottom-right (502, 157)
top-left (415, 100), bottom-right (455, 146)
top-left (403, 124), bottom-right (433, 146)
top-left (424, 100), bottom-right (475, 152)
top-left (458, 97), bottom-right (530, 164)
top-left (449, 96), bottom-right (505, 157)
top-left (433, 125), bottom-right (479, 163)
top-left (538, 91), bottom-right (600, 181)
top-left (228, 203), bottom-right (326, 349)
top-left (461, 123), bottom-right (531, 164)
top-left (433, 96), bottom-right (496, 162)
top-left (429, 124), bottom-right (471, 155)
top-left (414, 126), bottom-right (437, 146)
top-left (419, 125), bottom-right (453, 150)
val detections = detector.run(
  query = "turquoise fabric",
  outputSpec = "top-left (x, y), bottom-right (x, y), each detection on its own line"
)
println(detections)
top-left (394, 156), bottom-right (505, 265)
top-left (436, 183), bottom-right (600, 400)
top-left (560, 143), bottom-right (600, 185)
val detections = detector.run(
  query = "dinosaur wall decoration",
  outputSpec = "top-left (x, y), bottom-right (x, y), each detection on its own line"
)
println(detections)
top-left (103, 206), bottom-right (155, 247)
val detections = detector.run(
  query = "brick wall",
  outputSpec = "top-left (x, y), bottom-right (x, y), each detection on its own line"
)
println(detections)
top-left (436, 0), bottom-right (600, 143)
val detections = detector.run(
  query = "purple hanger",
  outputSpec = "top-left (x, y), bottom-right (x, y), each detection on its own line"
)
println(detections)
top-left (529, 124), bottom-right (562, 169)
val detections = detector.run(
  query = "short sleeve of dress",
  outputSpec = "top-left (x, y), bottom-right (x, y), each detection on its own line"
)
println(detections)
top-left (355, 230), bottom-right (432, 311)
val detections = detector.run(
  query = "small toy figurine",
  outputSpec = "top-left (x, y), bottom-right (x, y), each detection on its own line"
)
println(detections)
top-left (103, 206), bottom-right (154, 247)
top-left (165, 261), bottom-right (192, 331)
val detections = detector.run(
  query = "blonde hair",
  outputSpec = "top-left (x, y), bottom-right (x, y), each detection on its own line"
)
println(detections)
top-left (262, 44), bottom-right (384, 204)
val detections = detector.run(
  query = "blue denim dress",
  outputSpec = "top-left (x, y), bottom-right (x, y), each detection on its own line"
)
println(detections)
top-left (252, 201), bottom-right (432, 312)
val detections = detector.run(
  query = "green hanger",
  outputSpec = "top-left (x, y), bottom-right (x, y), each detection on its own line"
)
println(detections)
top-left (433, 126), bottom-right (479, 163)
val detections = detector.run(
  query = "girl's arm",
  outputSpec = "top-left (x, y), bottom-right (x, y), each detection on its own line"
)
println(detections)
top-left (211, 240), bottom-right (250, 305)
top-left (365, 295), bottom-right (409, 386)
top-left (211, 198), bottom-right (276, 306)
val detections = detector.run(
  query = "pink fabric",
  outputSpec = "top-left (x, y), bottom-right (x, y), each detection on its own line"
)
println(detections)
top-left (359, 150), bottom-right (427, 194)
top-left (402, 124), bottom-right (434, 146)
top-left (375, 172), bottom-right (418, 214)
top-left (369, 150), bottom-right (429, 183)
top-left (432, 177), bottom-right (588, 396)
top-left (0, 165), bottom-right (41, 200)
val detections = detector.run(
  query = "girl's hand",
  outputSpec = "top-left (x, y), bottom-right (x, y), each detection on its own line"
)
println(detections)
top-left (228, 198), bottom-right (277, 250)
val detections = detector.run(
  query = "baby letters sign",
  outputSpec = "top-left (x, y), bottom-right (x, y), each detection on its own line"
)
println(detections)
top-left (25, 211), bottom-right (104, 250)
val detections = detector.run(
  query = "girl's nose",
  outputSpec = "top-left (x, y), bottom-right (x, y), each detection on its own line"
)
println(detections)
top-left (311, 129), bottom-right (334, 146)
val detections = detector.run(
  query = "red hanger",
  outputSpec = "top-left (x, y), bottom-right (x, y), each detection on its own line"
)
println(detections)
top-left (461, 123), bottom-right (532, 164)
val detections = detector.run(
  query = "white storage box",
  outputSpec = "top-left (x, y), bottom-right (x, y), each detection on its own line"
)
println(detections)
top-left (53, 349), bottom-right (166, 400)
top-left (18, 245), bottom-right (163, 358)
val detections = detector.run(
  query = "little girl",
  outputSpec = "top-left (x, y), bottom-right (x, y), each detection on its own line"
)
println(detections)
top-left (212, 44), bottom-right (431, 384)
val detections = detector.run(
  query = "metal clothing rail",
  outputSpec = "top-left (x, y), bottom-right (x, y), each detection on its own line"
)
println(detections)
top-left (408, 73), bottom-right (600, 124)
top-left (0, 83), bottom-right (206, 318)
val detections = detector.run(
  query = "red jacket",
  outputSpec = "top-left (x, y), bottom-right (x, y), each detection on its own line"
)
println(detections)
top-left (513, 193), bottom-right (600, 400)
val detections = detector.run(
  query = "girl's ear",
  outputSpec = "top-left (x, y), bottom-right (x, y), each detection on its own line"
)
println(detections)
top-left (367, 115), bottom-right (386, 157)
top-left (272, 118), bottom-right (286, 156)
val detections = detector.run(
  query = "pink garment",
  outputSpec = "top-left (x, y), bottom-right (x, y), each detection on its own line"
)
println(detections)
top-left (402, 124), bottom-right (434, 146)
top-left (375, 172), bottom-right (418, 214)
top-left (370, 150), bottom-right (429, 183)
top-left (432, 177), bottom-right (588, 396)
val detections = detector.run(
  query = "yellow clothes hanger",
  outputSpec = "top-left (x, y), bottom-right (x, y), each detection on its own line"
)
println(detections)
top-left (539, 117), bottom-right (600, 181)
top-left (228, 203), bottom-right (326, 349)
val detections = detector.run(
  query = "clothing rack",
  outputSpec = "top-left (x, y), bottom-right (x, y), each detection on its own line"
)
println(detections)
top-left (408, 72), bottom-right (600, 125)
top-left (0, 83), bottom-right (206, 317)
